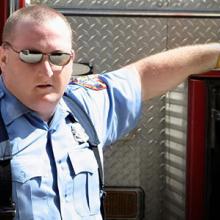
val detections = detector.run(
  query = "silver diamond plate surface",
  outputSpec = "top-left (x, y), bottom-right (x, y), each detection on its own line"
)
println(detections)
top-left (169, 0), bottom-right (220, 10)
top-left (31, 0), bottom-right (167, 10)
top-left (167, 18), bottom-right (220, 47)
top-left (67, 16), bottom-right (167, 73)
top-left (104, 96), bottom-right (166, 219)
top-left (31, 0), bottom-right (220, 10)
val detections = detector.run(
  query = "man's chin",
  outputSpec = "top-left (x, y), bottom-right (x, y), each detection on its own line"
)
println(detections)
top-left (31, 94), bottom-right (61, 110)
top-left (40, 93), bottom-right (62, 103)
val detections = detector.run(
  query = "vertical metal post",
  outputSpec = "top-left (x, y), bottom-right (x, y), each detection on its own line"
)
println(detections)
top-left (19, 0), bottom-right (26, 8)
top-left (0, 0), bottom-right (25, 56)
top-left (0, 0), bottom-right (9, 44)
top-left (8, 0), bottom-right (26, 15)
top-left (9, 0), bottom-right (16, 15)
top-left (186, 78), bottom-right (207, 220)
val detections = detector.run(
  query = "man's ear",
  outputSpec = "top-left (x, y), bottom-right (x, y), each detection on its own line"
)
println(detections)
top-left (71, 49), bottom-right (76, 62)
top-left (0, 46), bottom-right (8, 72)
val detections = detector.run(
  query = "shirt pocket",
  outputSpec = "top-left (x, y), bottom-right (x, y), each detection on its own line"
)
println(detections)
top-left (11, 159), bottom-right (47, 199)
top-left (68, 148), bottom-right (101, 217)
top-left (11, 159), bottom-right (48, 220)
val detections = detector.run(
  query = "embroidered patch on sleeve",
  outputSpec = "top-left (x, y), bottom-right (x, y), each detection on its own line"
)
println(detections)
top-left (71, 75), bottom-right (107, 91)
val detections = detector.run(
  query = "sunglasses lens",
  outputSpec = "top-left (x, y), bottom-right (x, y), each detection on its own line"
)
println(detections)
top-left (18, 49), bottom-right (71, 66)
top-left (49, 53), bottom-right (71, 66)
top-left (20, 50), bottom-right (43, 64)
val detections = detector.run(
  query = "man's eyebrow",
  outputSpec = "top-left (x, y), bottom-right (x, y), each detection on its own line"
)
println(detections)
top-left (50, 50), bottom-right (70, 53)
top-left (51, 50), bottom-right (67, 52)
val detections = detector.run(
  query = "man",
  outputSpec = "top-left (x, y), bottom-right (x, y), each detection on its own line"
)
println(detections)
top-left (0, 4), bottom-right (219, 220)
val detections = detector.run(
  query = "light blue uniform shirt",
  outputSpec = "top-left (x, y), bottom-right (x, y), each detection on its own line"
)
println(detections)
top-left (0, 68), bottom-right (142, 220)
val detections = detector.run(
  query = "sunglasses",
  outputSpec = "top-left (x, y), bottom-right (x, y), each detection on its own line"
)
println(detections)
top-left (3, 41), bottom-right (73, 66)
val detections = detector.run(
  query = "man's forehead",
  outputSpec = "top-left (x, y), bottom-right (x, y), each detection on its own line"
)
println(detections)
top-left (16, 17), bottom-right (69, 30)
top-left (13, 18), bottom-right (72, 41)
top-left (6, 15), bottom-right (72, 49)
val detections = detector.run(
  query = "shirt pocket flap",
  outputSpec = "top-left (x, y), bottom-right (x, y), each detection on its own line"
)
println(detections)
top-left (11, 160), bottom-right (44, 183)
top-left (68, 148), bottom-right (98, 175)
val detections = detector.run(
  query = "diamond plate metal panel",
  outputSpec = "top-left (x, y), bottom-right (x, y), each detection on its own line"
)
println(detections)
top-left (31, 0), bottom-right (220, 11)
top-left (67, 16), bottom-right (167, 73)
top-left (104, 96), bottom-right (167, 219)
top-left (30, 0), bottom-right (169, 10)
top-left (169, 0), bottom-right (220, 10)
top-left (167, 18), bottom-right (220, 48)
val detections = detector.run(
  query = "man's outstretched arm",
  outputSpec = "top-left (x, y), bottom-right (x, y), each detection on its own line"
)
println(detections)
top-left (125, 43), bottom-right (220, 101)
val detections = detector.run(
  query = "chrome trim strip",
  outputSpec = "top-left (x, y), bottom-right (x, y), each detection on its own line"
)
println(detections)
top-left (57, 8), bottom-right (220, 18)
top-left (9, 0), bottom-right (21, 15)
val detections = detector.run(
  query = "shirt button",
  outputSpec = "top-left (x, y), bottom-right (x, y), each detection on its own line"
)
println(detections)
top-left (20, 171), bottom-right (26, 179)
top-left (0, 91), bottom-right (5, 99)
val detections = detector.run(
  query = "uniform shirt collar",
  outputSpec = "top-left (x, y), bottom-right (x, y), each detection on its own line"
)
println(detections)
top-left (59, 97), bottom-right (74, 120)
top-left (0, 76), bottom-right (31, 125)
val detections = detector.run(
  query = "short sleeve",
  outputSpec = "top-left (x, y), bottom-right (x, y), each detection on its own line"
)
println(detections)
top-left (65, 67), bottom-right (142, 148)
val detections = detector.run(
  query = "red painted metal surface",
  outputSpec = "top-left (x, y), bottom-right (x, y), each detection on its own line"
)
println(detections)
top-left (186, 78), bottom-right (207, 220)
top-left (186, 70), bottom-right (220, 220)
top-left (0, 0), bottom-right (26, 43)
top-left (19, 0), bottom-right (26, 8)
top-left (0, 0), bottom-right (9, 44)
top-left (192, 69), bottom-right (220, 78)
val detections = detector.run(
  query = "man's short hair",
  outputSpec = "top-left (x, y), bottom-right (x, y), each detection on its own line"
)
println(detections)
top-left (2, 4), bottom-right (72, 43)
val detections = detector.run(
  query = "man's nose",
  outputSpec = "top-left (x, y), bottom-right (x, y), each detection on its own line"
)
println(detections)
top-left (39, 58), bottom-right (54, 77)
